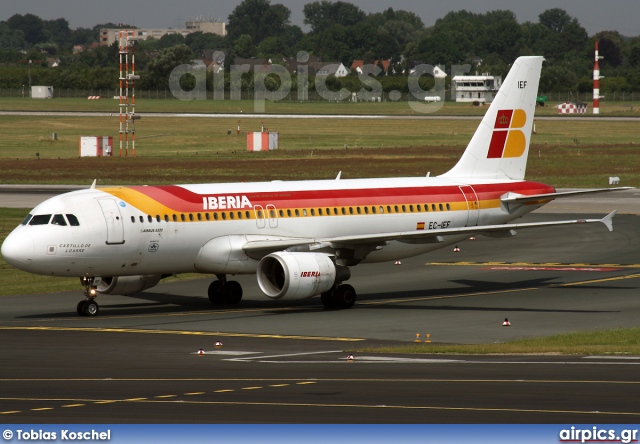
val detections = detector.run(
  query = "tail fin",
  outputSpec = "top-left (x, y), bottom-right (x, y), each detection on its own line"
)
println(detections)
top-left (441, 56), bottom-right (543, 180)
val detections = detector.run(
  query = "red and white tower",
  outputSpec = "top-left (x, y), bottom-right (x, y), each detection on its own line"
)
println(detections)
top-left (593, 41), bottom-right (604, 115)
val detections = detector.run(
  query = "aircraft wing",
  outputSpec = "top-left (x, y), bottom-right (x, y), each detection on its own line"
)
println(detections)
top-left (501, 187), bottom-right (633, 205)
top-left (243, 211), bottom-right (616, 257)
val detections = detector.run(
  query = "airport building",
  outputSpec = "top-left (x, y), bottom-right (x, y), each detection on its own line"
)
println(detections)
top-left (100, 19), bottom-right (226, 46)
top-left (452, 73), bottom-right (502, 103)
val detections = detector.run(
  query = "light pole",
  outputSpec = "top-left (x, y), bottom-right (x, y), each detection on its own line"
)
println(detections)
top-left (28, 59), bottom-right (32, 98)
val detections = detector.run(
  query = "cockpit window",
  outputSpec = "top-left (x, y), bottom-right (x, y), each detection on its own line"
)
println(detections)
top-left (21, 214), bottom-right (33, 225)
top-left (66, 214), bottom-right (80, 226)
top-left (51, 214), bottom-right (67, 226)
top-left (29, 214), bottom-right (52, 225)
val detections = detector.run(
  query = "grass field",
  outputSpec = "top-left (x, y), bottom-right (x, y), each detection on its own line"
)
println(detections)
top-left (2, 96), bottom-right (640, 116)
top-left (0, 114), bottom-right (638, 187)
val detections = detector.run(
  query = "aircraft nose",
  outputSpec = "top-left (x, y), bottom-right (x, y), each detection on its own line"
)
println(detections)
top-left (1, 231), bottom-right (34, 270)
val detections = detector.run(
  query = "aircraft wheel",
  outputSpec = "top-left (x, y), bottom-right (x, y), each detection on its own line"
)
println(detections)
top-left (333, 284), bottom-right (356, 309)
top-left (207, 280), bottom-right (224, 303)
top-left (321, 291), bottom-right (338, 309)
top-left (223, 281), bottom-right (243, 304)
top-left (82, 300), bottom-right (99, 316)
top-left (77, 300), bottom-right (87, 316)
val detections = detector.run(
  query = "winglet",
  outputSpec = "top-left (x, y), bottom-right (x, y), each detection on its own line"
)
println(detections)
top-left (600, 210), bottom-right (617, 232)
top-left (90, 179), bottom-right (97, 189)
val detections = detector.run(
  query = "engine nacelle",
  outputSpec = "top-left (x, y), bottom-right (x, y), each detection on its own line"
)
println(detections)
top-left (257, 252), bottom-right (344, 300)
top-left (96, 275), bottom-right (163, 295)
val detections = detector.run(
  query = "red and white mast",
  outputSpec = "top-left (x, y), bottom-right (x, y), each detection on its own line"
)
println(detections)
top-left (593, 41), bottom-right (604, 115)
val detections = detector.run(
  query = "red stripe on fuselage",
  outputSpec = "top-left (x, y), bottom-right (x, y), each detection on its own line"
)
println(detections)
top-left (122, 182), bottom-right (555, 212)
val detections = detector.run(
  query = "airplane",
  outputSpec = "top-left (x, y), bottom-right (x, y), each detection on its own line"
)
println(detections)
top-left (1, 56), bottom-right (630, 316)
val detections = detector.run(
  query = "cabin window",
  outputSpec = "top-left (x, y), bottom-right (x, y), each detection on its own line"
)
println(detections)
top-left (148, 215), bottom-right (153, 223)
top-left (417, 205), bottom-right (422, 212)
top-left (371, 206), bottom-right (376, 214)
top-left (156, 215), bottom-right (161, 222)
top-left (237, 212), bottom-right (242, 219)
top-left (131, 216), bottom-right (135, 223)
top-left (230, 212), bottom-right (235, 220)
top-left (294, 209), bottom-right (299, 217)
top-left (379, 206), bottom-right (384, 214)
top-left (303, 209), bottom-right (308, 216)
top-left (221, 212), bottom-right (227, 220)
top-left (333, 208), bottom-right (338, 215)
top-left (432, 204), bottom-right (437, 211)
top-left (270, 209), bottom-right (276, 218)
top-left (21, 214), bottom-right (33, 225)
top-left (213, 213), bottom-right (218, 220)
top-left (387, 206), bottom-right (391, 213)
top-left (279, 210), bottom-right (284, 217)
top-left (356, 207), bottom-right (361, 215)
top-left (311, 209), bottom-right (316, 216)
top-left (318, 208), bottom-right (323, 216)
top-left (341, 208), bottom-right (346, 215)
top-left (365, 207), bottom-right (370, 214)
top-left (197, 213), bottom-right (202, 221)
top-left (246, 211), bottom-right (251, 219)
top-left (164, 215), bottom-right (169, 222)
top-left (205, 213), bottom-right (210, 221)
top-left (258, 210), bottom-right (264, 218)
top-left (446, 203), bottom-right (451, 211)
top-left (349, 207), bottom-right (354, 215)
top-left (189, 214), bottom-right (194, 221)
top-left (394, 205), bottom-right (399, 213)
top-left (173, 214), bottom-right (178, 222)
top-left (439, 204), bottom-right (444, 211)
top-left (181, 214), bottom-right (186, 222)
top-left (287, 209), bottom-right (292, 217)
top-left (425, 204), bottom-right (429, 212)
top-left (51, 214), bottom-right (67, 226)
top-left (409, 205), bottom-right (414, 212)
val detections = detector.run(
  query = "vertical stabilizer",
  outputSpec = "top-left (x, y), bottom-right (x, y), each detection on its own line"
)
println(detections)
top-left (441, 56), bottom-right (543, 180)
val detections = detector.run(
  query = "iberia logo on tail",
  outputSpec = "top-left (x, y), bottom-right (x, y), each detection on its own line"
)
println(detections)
top-left (487, 109), bottom-right (527, 158)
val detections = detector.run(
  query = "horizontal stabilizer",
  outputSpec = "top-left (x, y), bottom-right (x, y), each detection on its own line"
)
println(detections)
top-left (501, 187), bottom-right (634, 205)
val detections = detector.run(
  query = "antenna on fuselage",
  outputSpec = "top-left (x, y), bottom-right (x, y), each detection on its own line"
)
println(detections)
top-left (90, 179), bottom-right (97, 189)
top-left (335, 171), bottom-right (342, 180)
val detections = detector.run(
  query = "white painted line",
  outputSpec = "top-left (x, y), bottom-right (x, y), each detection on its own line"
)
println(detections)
top-left (226, 350), bottom-right (343, 362)
top-left (192, 351), bottom-right (262, 356)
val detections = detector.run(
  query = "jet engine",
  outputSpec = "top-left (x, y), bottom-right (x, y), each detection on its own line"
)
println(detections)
top-left (96, 275), bottom-right (163, 295)
top-left (257, 251), bottom-right (349, 300)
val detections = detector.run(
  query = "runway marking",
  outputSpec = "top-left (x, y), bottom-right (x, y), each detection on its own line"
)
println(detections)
top-left (31, 407), bottom-right (54, 411)
top-left (426, 262), bottom-right (640, 268)
top-left (357, 287), bottom-right (538, 306)
top-left (155, 395), bottom-right (177, 398)
top-left (214, 390), bottom-right (234, 393)
top-left (136, 399), bottom-right (640, 418)
top-left (1, 411), bottom-right (21, 414)
top-left (242, 387), bottom-right (262, 390)
top-left (559, 273), bottom-right (640, 287)
top-left (184, 392), bottom-right (205, 396)
top-left (0, 326), bottom-right (364, 342)
top-left (269, 384), bottom-right (289, 387)
top-left (61, 404), bottom-right (85, 408)
top-left (228, 350), bottom-right (343, 362)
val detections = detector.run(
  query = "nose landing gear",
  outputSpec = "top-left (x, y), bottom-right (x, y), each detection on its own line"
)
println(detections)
top-left (77, 277), bottom-right (100, 316)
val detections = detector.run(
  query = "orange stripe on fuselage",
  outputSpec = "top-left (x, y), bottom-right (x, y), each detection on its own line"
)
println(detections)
top-left (98, 182), bottom-right (553, 218)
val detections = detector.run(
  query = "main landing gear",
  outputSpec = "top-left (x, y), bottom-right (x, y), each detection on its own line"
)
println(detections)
top-left (321, 284), bottom-right (356, 309)
top-left (77, 277), bottom-right (99, 316)
top-left (208, 274), bottom-right (243, 304)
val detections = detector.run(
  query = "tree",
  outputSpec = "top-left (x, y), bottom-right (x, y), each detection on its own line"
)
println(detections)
top-left (227, 0), bottom-right (291, 45)
top-left (158, 33), bottom-right (185, 49)
top-left (303, 1), bottom-right (366, 34)
top-left (6, 13), bottom-right (48, 46)
top-left (538, 8), bottom-right (572, 33)
top-left (185, 32), bottom-right (226, 57)
top-left (145, 44), bottom-right (194, 90)
top-left (234, 34), bottom-right (255, 58)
